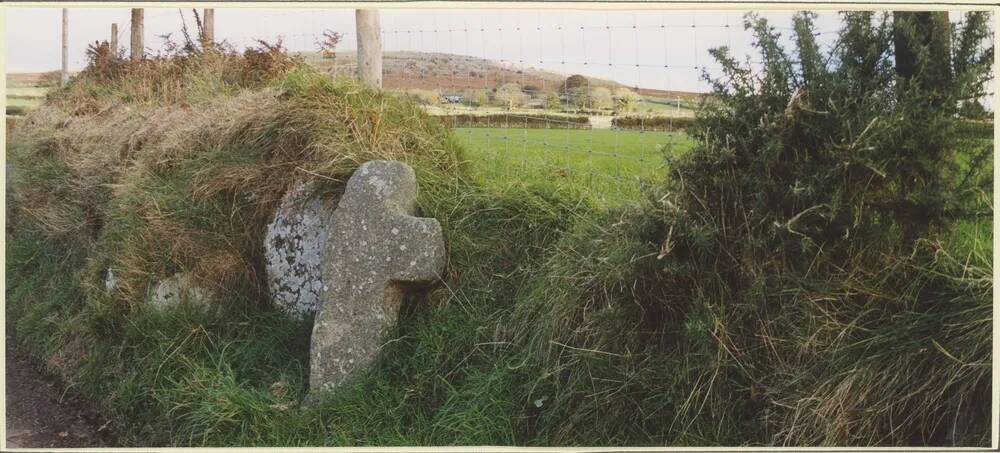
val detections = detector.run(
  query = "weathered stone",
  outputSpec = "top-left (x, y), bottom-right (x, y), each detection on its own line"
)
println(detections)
top-left (309, 161), bottom-right (446, 396)
top-left (151, 273), bottom-right (210, 309)
top-left (104, 268), bottom-right (116, 292)
top-left (264, 182), bottom-right (338, 320)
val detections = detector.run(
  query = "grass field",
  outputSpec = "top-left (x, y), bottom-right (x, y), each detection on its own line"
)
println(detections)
top-left (634, 98), bottom-right (696, 116)
top-left (6, 96), bottom-right (44, 110)
top-left (7, 86), bottom-right (49, 97)
top-left (455, 127), bottom-right (696, 203)
top-left (6, 73), bottom-right (54, 114)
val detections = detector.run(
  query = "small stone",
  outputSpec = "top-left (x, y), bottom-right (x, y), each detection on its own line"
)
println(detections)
top-left (309, 161), bottom-right (446, 396)
top-left (104, 268), bottom-right (116, 292)
top-left (151, 273), bottom-right (209, 309)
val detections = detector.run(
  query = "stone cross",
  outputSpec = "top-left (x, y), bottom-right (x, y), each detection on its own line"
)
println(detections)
top-left (309, 160), bottom-right (445, 396)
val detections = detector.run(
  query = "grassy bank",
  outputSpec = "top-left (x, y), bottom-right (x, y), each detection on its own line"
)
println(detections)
top-left (3, 50), bottom-right (600, 446)
top-left (5, 36), bottom-right (993, 448)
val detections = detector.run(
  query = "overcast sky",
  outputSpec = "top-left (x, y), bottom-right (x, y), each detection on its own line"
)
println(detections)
top-left (1, 7), bottom-right (978, 92)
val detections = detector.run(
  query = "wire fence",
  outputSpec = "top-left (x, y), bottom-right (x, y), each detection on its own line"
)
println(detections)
top-left (43, 7), bottom-right (850, 205)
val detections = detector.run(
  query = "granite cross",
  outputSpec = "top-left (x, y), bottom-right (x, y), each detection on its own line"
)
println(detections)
top-left (309, 160), bottom-right (446, 396)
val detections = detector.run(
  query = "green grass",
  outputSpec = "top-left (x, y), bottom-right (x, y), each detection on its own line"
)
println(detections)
top-left (8, 86), bottom-right (50, 97)
top-left (6, 181), bottom-right (584, 446)
top-left (6, 96), bottom-right (43, 109)
top-left (455, 127), bottom-right (696, 204)
top-left (6, 86), bottom-right (49, 113)
top-left (633, 99), bottom-right (696, 116)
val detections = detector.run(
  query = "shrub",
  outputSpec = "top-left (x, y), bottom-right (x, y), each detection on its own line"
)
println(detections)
top-left (466, 89), bottom-right (489, 107)
top-left (612, 87), bottom-right (638, 113)
top-left (505, 11), bottom-right (994, 446)
top-left (588, 87), bottom-right (613, 110)
top-left (544, 92), bottom-right (561, 110)
top-left (495, 83), bottom-right (529, 109)
top-left (560, 74), bottom-right (589, 93)
top-left (239, 39), bottom-right (300, 86)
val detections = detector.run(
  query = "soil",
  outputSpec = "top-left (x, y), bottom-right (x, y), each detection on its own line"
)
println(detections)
top-left (5, 330), bottom-right (115, 449)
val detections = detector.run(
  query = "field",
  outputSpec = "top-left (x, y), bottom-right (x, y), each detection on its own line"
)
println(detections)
top-left (455, 127), bottom-right (695, 203)
top-left (634, 98), bottom-right (696, 116)
top-left (6, 87), bottom-right (49, 113)
top-left (6, 73), bottom-right (54, 114)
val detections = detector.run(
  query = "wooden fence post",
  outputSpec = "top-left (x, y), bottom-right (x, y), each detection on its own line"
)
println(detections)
top-left (61, 8), bottom-right (69, 86)
top-left (355, 9), bottom-right (383, 88)
top-left (111, 23), bottom-right (118, 57)
top-left (130, 8), bottom-right (144, 61)
top-left (202, 9), bottom-right (215, 48)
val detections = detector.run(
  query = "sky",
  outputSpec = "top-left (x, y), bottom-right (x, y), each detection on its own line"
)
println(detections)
top-left (1, 7), bottom-right (980, 93)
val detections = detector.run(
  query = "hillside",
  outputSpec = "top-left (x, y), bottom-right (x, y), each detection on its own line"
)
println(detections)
top-left (295, 50), bottom-right (703, 97)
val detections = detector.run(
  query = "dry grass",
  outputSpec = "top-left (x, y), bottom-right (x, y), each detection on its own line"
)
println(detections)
top-left (8, 50), bottom-right (462, 314)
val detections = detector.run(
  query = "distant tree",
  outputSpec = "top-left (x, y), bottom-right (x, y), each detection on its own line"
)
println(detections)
top-left (545, 92), bottom-right (562, 110)
top-left (467, 89), bottom-right (489, 107)
top-left (495, 83), bottom-right (528, 109)
top-left (316, 30), bottom-right (343, 61)
top-left (561, 74), bottom-right (590, 93)
top-left (589, 87), bottom-right (614, 110)
top-left (562, 74), bottom-right (591, 109)
top-left (314, 30), bottom-right (344, 74)
top-left (613, 87), bottom-right (640, 113)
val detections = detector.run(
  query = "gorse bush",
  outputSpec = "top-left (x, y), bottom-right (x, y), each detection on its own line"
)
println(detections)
top-left (691, 11), bottom-right (992, 250)
top-left (504, 11), bottom-right (992, 446)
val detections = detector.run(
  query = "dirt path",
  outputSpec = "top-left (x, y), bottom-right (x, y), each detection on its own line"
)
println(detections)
top-left (5, 331), bottom-right (115, 449)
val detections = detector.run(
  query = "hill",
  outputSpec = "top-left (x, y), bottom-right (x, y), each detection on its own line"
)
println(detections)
top-left (295, 50), bottom-right (702, 97)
